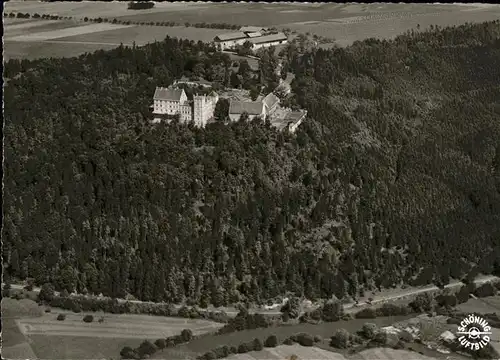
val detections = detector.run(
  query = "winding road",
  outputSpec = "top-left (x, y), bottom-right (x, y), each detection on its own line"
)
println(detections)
top-left (4, 275), bottom-right (498, 317)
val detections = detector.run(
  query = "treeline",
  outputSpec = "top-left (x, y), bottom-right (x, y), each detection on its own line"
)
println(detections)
top-left (3, 20), bottom-right (500, 308)
top-left (127, 1), bottom-right (155, 10)
top-left (1, 283), bottom-right (229, 323)
top-left (199, 309), bottom-right (500, 360)
top-left (197, 334), bottom-right (321, 360)
top-left (121, 329), bottom-right (194, 359)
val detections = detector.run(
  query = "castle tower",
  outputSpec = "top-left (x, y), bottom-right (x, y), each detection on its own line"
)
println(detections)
top-left (193, 94), bottom-right (205, 126)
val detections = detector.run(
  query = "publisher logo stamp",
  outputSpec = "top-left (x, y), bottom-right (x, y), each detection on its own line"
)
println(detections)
top-left (457, 314), bottom-right (492, 351)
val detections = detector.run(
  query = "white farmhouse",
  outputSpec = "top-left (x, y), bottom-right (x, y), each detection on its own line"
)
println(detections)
top-left (249, 33), bottom-right (288, 50)
top-left (213, 32), bottom-right (248, 51)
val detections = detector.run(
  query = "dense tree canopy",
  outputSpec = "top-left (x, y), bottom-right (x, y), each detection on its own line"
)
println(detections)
top-left (3, 21), bottom-right (500, 306)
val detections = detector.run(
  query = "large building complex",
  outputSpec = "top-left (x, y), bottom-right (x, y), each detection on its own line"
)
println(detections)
top-left (152, 86), bottom-right (218, 127)
top-left (152, 71), bottom-right (305, 133)
top-left (228, 92), bottom-right (306, 133)
top-left (214, 26), bottom-right (287, 51)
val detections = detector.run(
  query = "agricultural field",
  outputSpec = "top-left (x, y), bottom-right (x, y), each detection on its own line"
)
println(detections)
top-left (4, 2), bottom-right (500, 60)
top-left (456, 295), bottom-right (500, 315)
top-left (158, 315), bottom-right (413, 359)
top-left (5, 1), bottom-right (206, 19)
top-left (1, 297), bottom-right (224, 360)
top-left (223, 344), bottom-right (439, 360)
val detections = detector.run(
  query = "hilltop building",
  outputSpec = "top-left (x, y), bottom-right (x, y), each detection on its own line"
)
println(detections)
top-left (229, 93), bottom-right (279, 122)
top-left (240, 26), bottom-right (268, 34)
top-left (229, 101), bottom-right (265, 122)
top-left (214, 32), bottom-right (249, 51)
top-left (152, 74), bottom-right (305, 133)
top-left (152, 86), bottom-right (218, 127)
top-left (249, 33), bottom-right (288, 50)
top-left (214, 26), bottom-right (287, 51)
top-left (228, 85), bottom-right (305, 133)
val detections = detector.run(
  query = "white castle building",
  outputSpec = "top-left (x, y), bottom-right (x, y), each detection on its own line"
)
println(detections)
top-left (152, 86), bottom-right (219, 127)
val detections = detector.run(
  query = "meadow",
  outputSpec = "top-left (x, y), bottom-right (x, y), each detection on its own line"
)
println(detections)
top-left (1, 297), bottom-right (224, 360)
top-left (223, 345), bottom-right (438, 360)
top-left (157, 315), bottom-right (413, 359)
top-left (4, 2), bottom-right (500, 60)
top-left (455, 295), bottom-right (500, 315)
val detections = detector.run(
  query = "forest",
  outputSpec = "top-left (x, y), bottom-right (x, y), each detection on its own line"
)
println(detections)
top-left (3, 20), bottom-right (500, 306)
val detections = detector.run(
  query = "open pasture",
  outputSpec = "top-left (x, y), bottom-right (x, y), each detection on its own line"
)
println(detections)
top-left (6, 22), bottom-right (133, 42)
top-left (1, 298), bottom-right (44, 359)
top-left (4, 2), bottom-right (500, 60)
top-left (3, 18), bottom-right (221, 60)
top-left (1, 298), bottom-right (223, 359)
top-left (17, 310), bottom-right (223, 339)
top-left (222, 345), bottom-right (438, 360)
top-left (20, 311), bottom-right (221, 360)
top-left (283, 5), bottom-right (500, 47)
top-left (160, 315), bottom-right (411, 359)
top-left (455, 295), bottom-right (500, 314)
top-left (51, 25), bottom-right (224, 47)
top-left (5, 1), bottom-right (205, 19)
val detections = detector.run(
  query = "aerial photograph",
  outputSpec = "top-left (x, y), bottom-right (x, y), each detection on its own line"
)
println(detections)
top-left (2, 1), bottom-right (500, 360)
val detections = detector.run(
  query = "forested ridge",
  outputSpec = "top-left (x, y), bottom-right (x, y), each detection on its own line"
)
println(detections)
top-left (3, 21), bottom-right (500, 306)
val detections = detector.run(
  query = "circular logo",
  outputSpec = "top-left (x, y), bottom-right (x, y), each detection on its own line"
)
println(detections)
top-left (457, 314), bottom-right (492, 351)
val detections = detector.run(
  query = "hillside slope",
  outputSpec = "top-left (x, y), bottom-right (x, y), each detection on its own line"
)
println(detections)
top-left (3, 21), bottom-right (500, 304)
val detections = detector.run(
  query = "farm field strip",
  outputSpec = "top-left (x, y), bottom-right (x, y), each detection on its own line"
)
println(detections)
top-left (3, 41), bottom-right (119, 61)
top-left (4, 19), bottom-right (60, 30)
top-left (33, 40), bottom-right (126, 46)
top-left (4, 20), bottom-right (89, 40)
top-left (28, 334), bottom-right (145, 360)
top-left (4, 1), bottom-right (206, 18)
top-left (15, 311), bottom-right (224, 339)
top-left (50, 25), bottom-right (224, 46)
top-left (322, 12), bottom-right (443, 24)
top-left (224, 345), bottom-right (437, 360)
top-left (7, 22), bottom-right (134, 42)
top-left (3, 17), bottom-right (39, 25)
top-left (284, 9), bottom-right (500, 47)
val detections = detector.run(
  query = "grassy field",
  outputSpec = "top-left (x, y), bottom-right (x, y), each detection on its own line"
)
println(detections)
top-left (456, 295), bottom-right (500, 314)
top-left (4, 2), bottom-right (500, 60)
top-left (5, 1), bottom-right (206, 18)
top-left (2, 298), bottom-right (44, 360)
top-left (283, 5), bottom-right (500, 47)
top-left (3, 19), bottom-right (222, 60)
top-left (51, 25), bottom-right (223, 46)
top-left (1, 297), bottom-right (224, 360)
top-left (158, 315), bottom-right (412, 359)
top-left (17, 311), bottom-right (222, 339)
top-left (221, 344), bottom-right (439, 360)
top-left (7, 22), bottom-right (133, 42)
